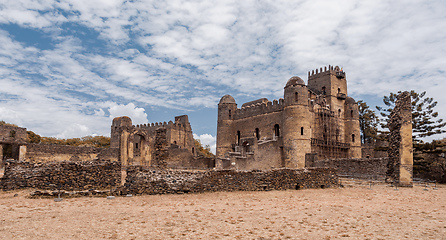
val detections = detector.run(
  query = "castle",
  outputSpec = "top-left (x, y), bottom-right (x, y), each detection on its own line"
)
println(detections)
top-left (216, 65), bottom-right (361, 170)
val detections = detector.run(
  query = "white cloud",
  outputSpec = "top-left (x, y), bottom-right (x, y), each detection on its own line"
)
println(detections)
top-left (106, 102), bottom-right (148, 125)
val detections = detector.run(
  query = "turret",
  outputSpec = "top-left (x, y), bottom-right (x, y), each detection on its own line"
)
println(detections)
top-left (282, 77), bottom-right (311, 168)
top-left (111, 116), bottom-right (132, 148)
top-left (216, 95), bottom-right (237, 157)
top-left (344, 96), bottom-right (361, 158)
top-left (284, 76), bottom-right (308, 107)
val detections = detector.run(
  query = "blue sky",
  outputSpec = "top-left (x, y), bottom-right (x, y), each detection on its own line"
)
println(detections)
top-left (1, 0), bottom-right (446, 153)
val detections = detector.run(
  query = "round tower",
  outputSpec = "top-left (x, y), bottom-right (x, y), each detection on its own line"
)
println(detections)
top-left (282, 77), bottom-right (311, 168)
top-left (216, 95), bottom-right (237, 157)
top-left (344, 97), bottom-right (361, 158)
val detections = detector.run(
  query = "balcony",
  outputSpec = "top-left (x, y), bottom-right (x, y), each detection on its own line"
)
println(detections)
top-left (336, 93), bottom-right (346, 100)
top-left (336, 71), bottom-right (345, 79)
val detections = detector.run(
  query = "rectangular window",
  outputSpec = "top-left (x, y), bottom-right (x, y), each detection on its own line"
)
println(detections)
top-left (301, 127), bottom-right (304, 135)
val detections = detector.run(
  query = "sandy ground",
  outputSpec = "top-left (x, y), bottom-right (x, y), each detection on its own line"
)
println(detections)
top-left (0, 184), bottom-right (445, 240)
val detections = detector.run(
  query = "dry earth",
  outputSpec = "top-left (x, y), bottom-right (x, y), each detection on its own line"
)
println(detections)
top-left (1, 184), bottom-right (445, 240)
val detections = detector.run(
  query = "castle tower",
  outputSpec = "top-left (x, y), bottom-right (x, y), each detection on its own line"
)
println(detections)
top-left (282, 77), bottom-right (311, 168)
top-left (307, 65), bottom-right (347, 112)
top-left (111, 116), bottom-right (132, 148)
top-left (344, 97), bottom-right (361, 158)
top-left (216, 95), bottom-right (237, 157)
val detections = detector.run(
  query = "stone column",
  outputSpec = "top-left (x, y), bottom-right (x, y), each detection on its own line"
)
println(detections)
top-left (18, 145), bottom-right (27, 161)
top-left (387, 91), bottom-right (413, 187)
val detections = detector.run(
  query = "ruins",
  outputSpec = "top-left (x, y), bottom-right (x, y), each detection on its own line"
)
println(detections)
top-left (216, 66), bottom-right (361, 170)
top-left (0, 65), bottom-right (416, 193)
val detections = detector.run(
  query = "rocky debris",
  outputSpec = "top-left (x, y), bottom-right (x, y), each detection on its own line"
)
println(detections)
top-left (0, 159), bottom-right (120, 191)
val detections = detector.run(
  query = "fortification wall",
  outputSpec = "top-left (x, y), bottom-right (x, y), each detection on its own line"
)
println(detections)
top-left (25, 144), bottom-right (118, 162)
top-left (232, 111), bottom-right (283, 142)
top-left (233, 99), bottom-right (284, 120)
top-left (1, 160), bottom-right (338, 194)
top-left (0, 125), bottom-right (28, 143)
top-left (312, 157), bottom-right (389, 180)
top-left (1, 160), bottom-right (121, 191)
top-left (123, 167), bottom-right (338, 195)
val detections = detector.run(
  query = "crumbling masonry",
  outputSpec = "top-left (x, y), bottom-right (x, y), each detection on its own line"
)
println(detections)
top-left (387, 91), bottom-right (413, 187)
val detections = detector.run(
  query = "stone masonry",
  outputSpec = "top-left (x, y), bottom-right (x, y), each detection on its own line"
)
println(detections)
top-left (387, 91), bottom-right (413, 187)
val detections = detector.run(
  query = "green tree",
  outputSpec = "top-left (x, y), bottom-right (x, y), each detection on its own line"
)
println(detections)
top-left (376, 90), bottom-right (446, 142)
top-left (358, 100), bottom-right (379, 144)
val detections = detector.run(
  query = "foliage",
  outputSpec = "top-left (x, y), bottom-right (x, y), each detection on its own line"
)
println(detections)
top-left (194, 139), bottom-right (215, 158)
top-left (357, 100), bottom-right (379, 144)
top-left (27, 131), bottom-right (41, 143)
top-left (27, 132), bottom-right (111, 148)
top-left (0, 120), bottom-right (18, 127)
top-left (413, 139), bottom-right (446, 183)
top-left (376, 90), bottom-right (446, 142)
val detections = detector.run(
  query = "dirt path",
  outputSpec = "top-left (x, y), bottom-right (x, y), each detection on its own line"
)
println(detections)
top-left (1, 184), bottom-right (445, 239)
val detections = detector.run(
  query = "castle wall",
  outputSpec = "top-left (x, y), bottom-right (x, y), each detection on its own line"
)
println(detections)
top-left (25, 144), bottom-right (118, 162)
top-left (313, 157), bottom-right (389, 180)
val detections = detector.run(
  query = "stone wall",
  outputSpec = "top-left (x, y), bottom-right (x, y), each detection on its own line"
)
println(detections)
top-left (1, 160), bottom-right (338, 194)
top-left (1, 160), bottom-right (121, 191)
top-left (25, 144), bottom-right (118, 162)
top-left (123, 167), bottom-right (338, 195)
top-left (312, 158), bottom-right (389, 180)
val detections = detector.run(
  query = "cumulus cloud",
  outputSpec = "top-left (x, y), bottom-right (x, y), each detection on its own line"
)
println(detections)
top-left (106, 102), bottom-right (148, 125)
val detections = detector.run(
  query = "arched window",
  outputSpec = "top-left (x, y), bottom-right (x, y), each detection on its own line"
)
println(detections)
top-left (237, 131), bottom-right (241, 144)
top-left (322, 86), bottom-right (326, 95)
top-left (338, 88), bottom-right (341, 94)
top-left (351, 110), bottom-right (354, 118)
top-left (274, 124), bottom-right (280, 137)
top-left (255, 128), bottom-right (260, 140)
top-left (352, 134), bottom-right (355, 143)
top-left (295, 92), bottom-right (298, 102)
top-left (338, 109), bottom-right (341, 117)
top-left (228, 109), bottom-right (231, 118)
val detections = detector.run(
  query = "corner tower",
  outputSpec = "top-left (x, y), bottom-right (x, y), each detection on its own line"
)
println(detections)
top-left (282, 77), bottom-right (311, 168)
top-left (307, 65), bottom-right (347, 112)
top-left (216, 95), bottom-right (237, 157)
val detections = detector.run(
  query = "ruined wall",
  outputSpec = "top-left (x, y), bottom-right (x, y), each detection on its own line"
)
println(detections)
top-left (0, 125), bottom-right (28, 143)
top-left (25, 144), bottom-right (118, 162)
top-left (387, 91), bottom-right (413, 186)
top-left (1, 160), bottom-right (338, 194)
top-left (312, 158), bottom-right (389, 180)
top-left (123, 167), bottom-right (339, 195)
top-left (1, 160), bottom-right (121, 191)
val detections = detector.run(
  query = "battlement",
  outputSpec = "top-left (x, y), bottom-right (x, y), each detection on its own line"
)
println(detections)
top-left (308, 65), bottom-right (344, 79)
top-left (233, 98), bottom-right (284, 119)
top-left (134, 120), bottom-right (188, 132)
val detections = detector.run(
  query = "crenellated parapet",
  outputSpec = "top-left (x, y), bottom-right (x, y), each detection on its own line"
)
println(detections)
top-left (308, 65), bottom-right (344, 79)
top-left (233, 98), bottom-right (285, 120)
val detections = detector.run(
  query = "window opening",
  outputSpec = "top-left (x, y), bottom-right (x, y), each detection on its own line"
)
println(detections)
top-left (237, 131), bottom-right (241, 144)
top-left (295, 92), bottom-right (298, 102)
top-left (301, 127), bottom-right (304, 135)
top-left (352, 134), bottom-right (355, 143)
top-left (255, 128), bottom-right (260, 140)
top-left (228, 109), bottom-right (231, 118)
top-left (274, 124), bottom-right (280, 137)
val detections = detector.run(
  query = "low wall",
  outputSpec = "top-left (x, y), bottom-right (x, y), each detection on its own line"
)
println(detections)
top-left (25, 144), bottom-right (118, 162)
top-left (1, 160), bottom-right (338, 194)
top-left (123, 167), bottom-right (339, 195)
top-left (0, 160), bottom-right (121, 191)
top-left (314, 158), bottom-right (388, 180)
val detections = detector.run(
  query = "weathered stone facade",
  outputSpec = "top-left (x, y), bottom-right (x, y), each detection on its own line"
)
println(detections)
top-left (0, 125), bottom-right (28, 162)
top-left (217, 66), bottom-right (361, 170)
top-left (110, 115), bottom-right (196, 168)
top-left (387, 91), bottom-right (413, 186)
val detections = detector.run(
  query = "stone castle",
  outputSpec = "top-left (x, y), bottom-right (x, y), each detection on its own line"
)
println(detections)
top-left (216, 65), bottom-right (361, 170)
